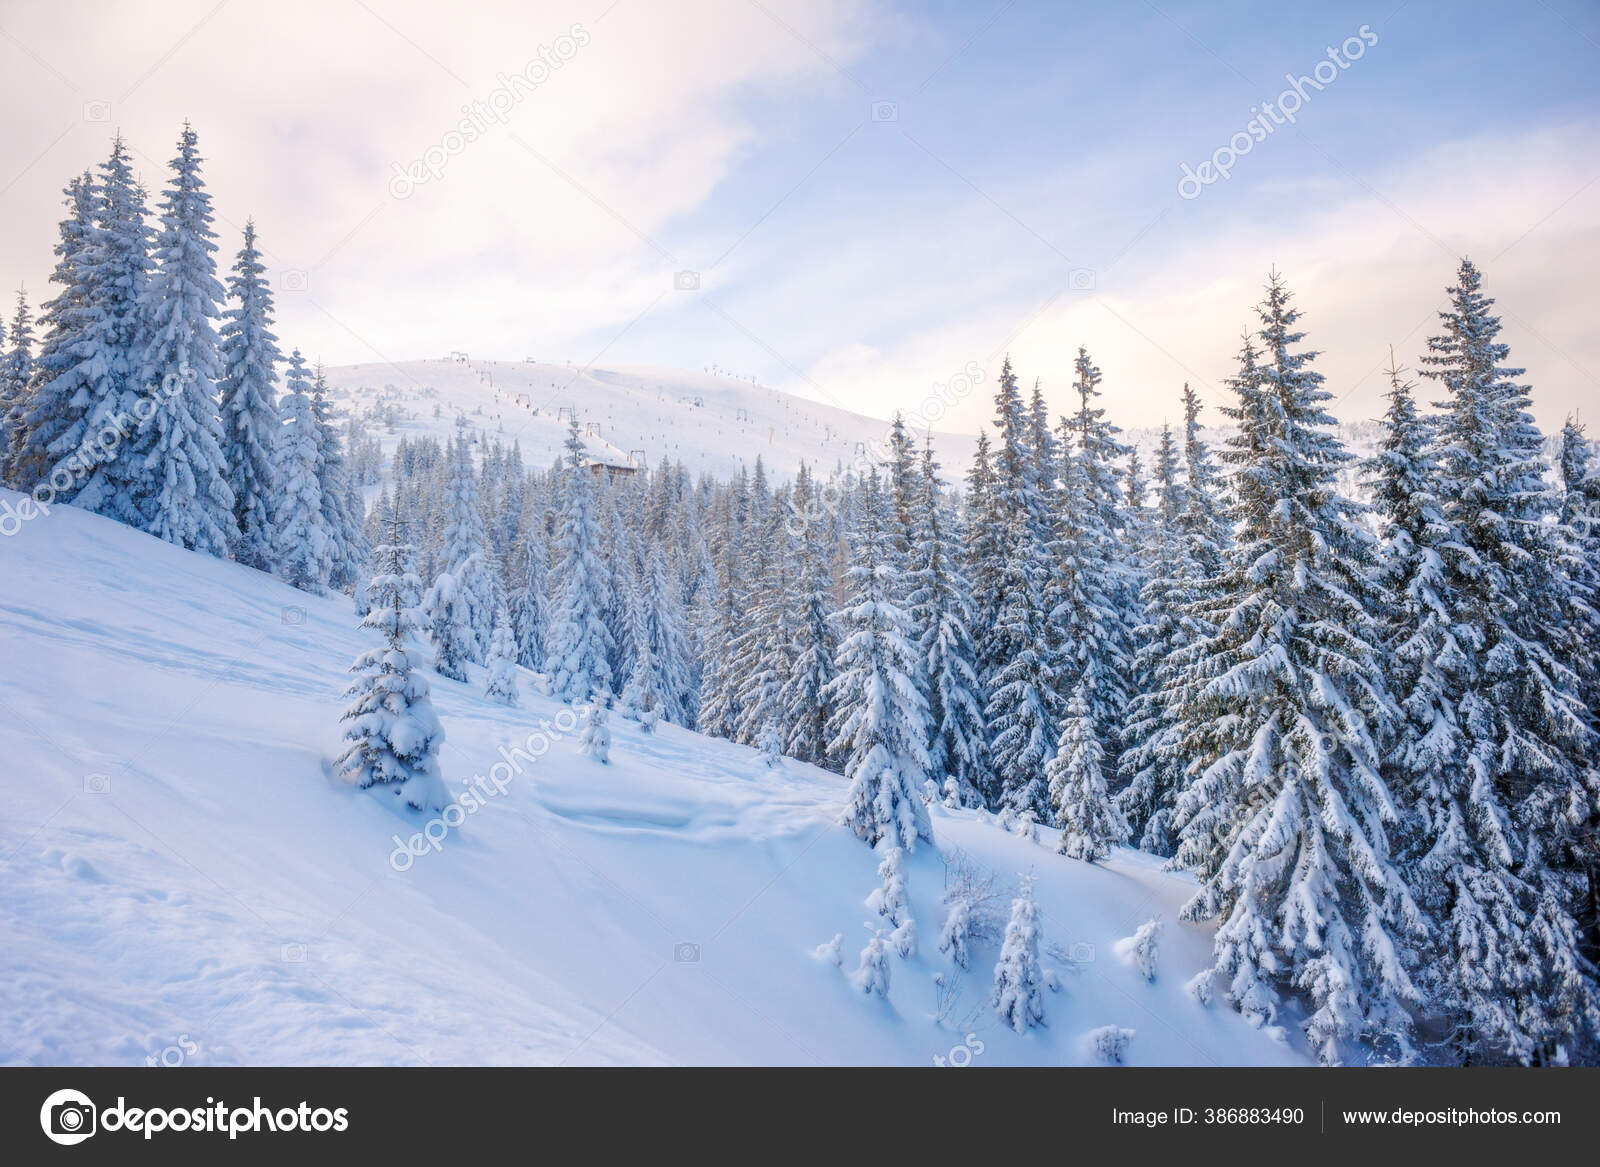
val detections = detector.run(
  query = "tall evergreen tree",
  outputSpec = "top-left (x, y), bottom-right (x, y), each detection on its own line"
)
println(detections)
top-left (1411, 259), bottom-right (1598, 1063)
top-left (0, 288), bottom-right (34, 484)
top-left (1169, 275), bottom-right (1423, 1064)
top-left (907, 438), bottom-right (990, 806)
top-left (13, 173), bottom-right (99, 495)
top-left (71, 135), bottom-right (153, 526)
top-left (780, 464), bottom-right (838, 766)
top-left (336, 512), bottom-right (448, 812)
top-left (273, 350), bottom-right (332, 593)
top-left (1049, 679), bottom-right (1129, 862)
top-left (546, 419), bottom-right (615, 703)
top-left (825, 472), bottom-right (933, 852)
top-left (129, 122), bottom-right (235, 555)
top-left (217, 219), bottom-right (281, 569)
top-left (1117, 420), bottom-right (1195, 854)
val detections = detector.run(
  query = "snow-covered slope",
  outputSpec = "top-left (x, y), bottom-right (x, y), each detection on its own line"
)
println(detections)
top-left (0, 493), bottom-right (1307, 1066)
top-left (321, 358), bottom-right (978, 482)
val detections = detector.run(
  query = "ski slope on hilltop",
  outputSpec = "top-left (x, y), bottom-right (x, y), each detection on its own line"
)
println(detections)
top-left (0, 492), bottom-right (1310, 1066)
top-left (320, 358), bottom-right (980, 483)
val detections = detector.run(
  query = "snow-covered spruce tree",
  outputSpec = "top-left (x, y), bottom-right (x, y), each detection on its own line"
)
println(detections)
top-left (824, 471), bottom-right (934, 852)
top-left (0, 288), bottom-right (33, 484)
top-left (216, 219), bottom-right (281, 570)
top-left (483, 602), bottom-right (520, 706)
top-left (11, 173), bottom-right (99, 496)
top-left (1412, 259), bottom-right (1599, 1064)
top-left (272, 350), bottom-right (333, 593)
top-left (992, 874), bottom-right (1045, 1032)
top-left (335, 513), bottom-right (448, 812)
top-left (1048, 679), bottom-right (1129, 862)
top-left (312, 365), bottom-right (367, 591)
top-left (1168, 274), bottom-right (1424, 1064)
top-left (632, 543), bottom-right (693, 725)
top-left (421, 558), bottom-right (482, 683)
top-left (580, 702), bottom-right (611, 763)
top-left (978, 358), bottom-right (1059, 818)
top-left (1064, 346), bottom-right (1135, 745)
top-left (1116, 421), bottom-right (1193, 854)
top-left (779, 464), bottom-right (837, 766)
top-left (962, 428), bottom-right (1005, 673)
top-left (1558, 418), bottom-right (1600, 735)
top-left (47, 137), bottom-right (150, 525)
top-left (546, 418), bottom-right (615, 703)
top-left (423, 434), bottom-right (494, 665)
top-left (129, 123), bottom-right (235, 555)
top-left (1179, 381), bottom-right (1230, 582)
top-left (868, 845), bottom-right (916, 957)
top-left (906, 438), bottom-right (989, 807)
top-left (1044, 409), bottom-right (1123, 754)
top-left (984, 469), bottom-right (1058, 820)
top-left (733, 493), bottom-right (795, 747)
top-left (510, 519), bottom-right (550, 671)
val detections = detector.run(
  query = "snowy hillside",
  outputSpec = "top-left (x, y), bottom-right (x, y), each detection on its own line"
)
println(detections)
top-left (320, 358), bottom-right (978, 483)
top-left (0, 492), bottom-right (1307, 1067)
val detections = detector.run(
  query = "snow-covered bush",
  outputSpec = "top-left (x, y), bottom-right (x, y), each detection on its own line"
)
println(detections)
top-left (853, 928), bottom-right (891, 998)
top-left (1114, 918), bottom-right (1161, 983)
top-left (580, 704), bottom-right (610, 763)
top-left (1087, 1024), bottom-right (1135, 1064)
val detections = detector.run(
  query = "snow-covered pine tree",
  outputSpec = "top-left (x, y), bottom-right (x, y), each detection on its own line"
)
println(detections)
top-left (11, 173), bottom-right (99, 496)
top-left (312, 364), bottom-right (367, 591)
top-left (510, 516), bottom-right (550, 671)
top-left (580, 702), bottom-right (611, 763)
top-left (546, 418), bottom-right (615, 703)
top-left (732, 490), bottom-right (794, 747)
top-left (58, 136), bottom-right (152, 525)
top-left (1062, 346), bottom-right (1133, 754)
top-left (1412, 259), bottom-right (1599, 1064)
top-left (992, 874), bottom-right (1045, 1032)
top-left (1179, 382), bottom-right (1230, 582)
top-left (0, 288), bottom-right (33, 484)
top-left (635, 542), bottom-right (693, 725)
top-left (335, 512), bottom-right (448, 812)
top-left (216, 219), bottom-right (281, 570)
top-left (483, 602), bottom-right (520, 706)
top-left (1168, 274), bottom-right (1423, 1064)
top-left (1557, 418), bottom-right (1600, 740)
top-left (272, 350), bottom-right (333, 593)
top-left (779, 463), bottom-right (837, 766)
top-left (1048, 679), bottom-right (1129, 862)
top-left (906, 437), bottom-right (989, 807)
top-left (962, 428), bottom-right (1005, 675)
top-left (976, 358), bottom-right (1059, 818)
top-left (1044, 409), bottom-right (1123, 753)
top-left (1116, 420), bottom-right (1193, 854)
top-left (825, 471), bottom-right (934, 852)
top-left (422, 435), bottom-right (493, 657)
top-left (129, 123), bottom-right (235, 555)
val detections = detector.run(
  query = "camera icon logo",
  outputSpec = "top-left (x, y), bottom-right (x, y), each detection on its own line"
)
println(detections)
top-left (84, 773), bottom-right (111, 794)
top-left (871, 101), bottom-right (898, 122)
top-left (673, 270), bottom-right (700, 292)
top-left (674, 942), bottom-right (700, 963)
top-left (1068, 267), bottom-right (1096, 292)
top-left (279, 268), bottom-right (310, 294)
top-left (83, 101), bottom-right (111, 123)
top-left (281, 605), bottom-right (306, 626)
top-left (280, 942), bottom-right (308, 962)
top-left (40, 1088), bottom-right (97, 1146)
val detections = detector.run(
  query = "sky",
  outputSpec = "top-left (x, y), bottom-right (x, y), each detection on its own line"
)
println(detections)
top-left (0, 0), bottom-right (1595, 436)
